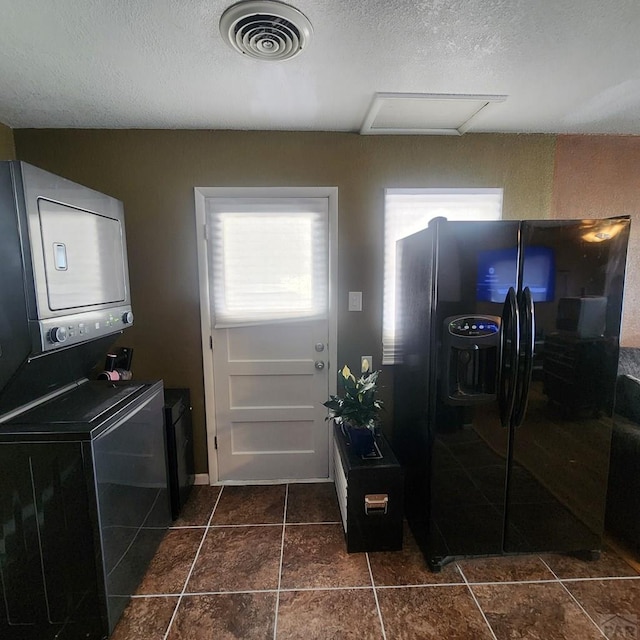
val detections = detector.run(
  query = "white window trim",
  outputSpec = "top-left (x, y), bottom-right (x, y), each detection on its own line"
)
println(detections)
top-left (383, 188), bottom-right (503, 365)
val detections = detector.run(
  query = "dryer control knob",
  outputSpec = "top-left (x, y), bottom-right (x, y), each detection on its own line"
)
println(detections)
top-left (122, 311), bottom-right (134, 325)
top-left (50, 326), bottom-right (68, 343)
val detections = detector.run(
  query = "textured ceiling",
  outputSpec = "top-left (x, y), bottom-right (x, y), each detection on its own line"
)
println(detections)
top-left (1, 0), bottom-right (640, 134)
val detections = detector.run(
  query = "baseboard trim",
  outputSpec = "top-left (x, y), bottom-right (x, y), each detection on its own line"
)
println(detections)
top-left (194, 473), bottom-right (210, 486)
top-left (213, 478), bottom-right (333, 486)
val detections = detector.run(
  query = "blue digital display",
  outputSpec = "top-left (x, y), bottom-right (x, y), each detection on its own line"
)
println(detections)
top-left (477, 246), bottom-right (555, 303)
top-left (448, 316), bottom-right (500, 336)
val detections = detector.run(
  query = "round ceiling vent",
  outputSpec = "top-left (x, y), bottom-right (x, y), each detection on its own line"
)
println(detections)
top-left (219, 0), bottom-right (313, 61)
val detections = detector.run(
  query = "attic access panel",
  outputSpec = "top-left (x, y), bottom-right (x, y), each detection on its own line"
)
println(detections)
top-left (360, 92), bottom-right (507, 136)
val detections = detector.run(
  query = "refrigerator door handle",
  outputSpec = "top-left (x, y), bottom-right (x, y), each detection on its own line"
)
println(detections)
top-left (498, 287), bottom-right (520, 428)
top-left (513, 287), bottom-right (535, 427)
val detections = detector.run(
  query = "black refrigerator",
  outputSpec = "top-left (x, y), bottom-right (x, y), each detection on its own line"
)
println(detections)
top-left (393, 216), bottom-right (630, 571)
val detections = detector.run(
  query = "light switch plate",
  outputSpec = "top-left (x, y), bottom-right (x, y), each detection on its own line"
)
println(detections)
top-left (361, 356), bottom-right (373, 373)
top-left (348, 291), bottom-right (363, 312)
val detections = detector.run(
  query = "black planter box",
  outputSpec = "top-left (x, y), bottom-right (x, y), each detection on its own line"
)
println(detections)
top-left (333, 423), bottom-right (404, 553)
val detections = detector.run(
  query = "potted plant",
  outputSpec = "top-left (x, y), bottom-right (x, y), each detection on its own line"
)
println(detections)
top-left (323, 365), bottom-right (384, 457)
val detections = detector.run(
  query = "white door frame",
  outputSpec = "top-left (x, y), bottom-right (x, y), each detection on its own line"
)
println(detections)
top-left (194, 186), bottom-right (338, 485)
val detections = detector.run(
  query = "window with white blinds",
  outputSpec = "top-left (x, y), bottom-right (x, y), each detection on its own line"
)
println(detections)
top-left (206, 197), bottom-right (328, 327)
top-left (383, 188), bottom-right (503, 364)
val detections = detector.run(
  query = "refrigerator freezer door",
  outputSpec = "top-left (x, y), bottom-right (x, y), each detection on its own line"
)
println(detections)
top-left (419, 220), bottom-right (521, 568)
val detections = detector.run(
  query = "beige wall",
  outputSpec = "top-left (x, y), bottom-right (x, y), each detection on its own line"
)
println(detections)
top-left (13, 129), bottom-right (556, 473)
top-left (551, 135), bottom-right (640, 346)
top-left (0, 122), bottom-right (15, 159)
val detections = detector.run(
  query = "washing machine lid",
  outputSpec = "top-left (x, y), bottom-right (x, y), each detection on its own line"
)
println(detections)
top-left (8, 382), bottom-right (145, 424)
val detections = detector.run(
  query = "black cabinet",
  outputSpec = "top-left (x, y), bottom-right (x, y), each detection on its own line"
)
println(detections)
top-left (333, 424), bottom-right (403, 553)
top-left (164, 388), bottom-right (195, 520)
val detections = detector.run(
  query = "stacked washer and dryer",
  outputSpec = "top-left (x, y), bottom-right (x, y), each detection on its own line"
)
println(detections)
top-left (0, 162), bottom-right (171, 639)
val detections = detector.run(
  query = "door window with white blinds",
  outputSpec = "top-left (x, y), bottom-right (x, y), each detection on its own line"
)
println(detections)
top-left (383, 188), bottom-right (503, 364)
top-left (206, 197), bottom-right (328, 327)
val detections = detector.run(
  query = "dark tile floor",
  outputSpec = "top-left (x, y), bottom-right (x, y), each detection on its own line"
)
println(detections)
top-left (112, 483), bottom-right (640, 640)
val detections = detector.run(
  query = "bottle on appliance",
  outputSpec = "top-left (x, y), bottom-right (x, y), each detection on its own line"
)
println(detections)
top-left (97, 346), bottom-right (134, 381)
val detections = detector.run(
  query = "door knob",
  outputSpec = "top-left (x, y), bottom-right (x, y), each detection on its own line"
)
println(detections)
top-left (315, 360), bottom-right (325, 370)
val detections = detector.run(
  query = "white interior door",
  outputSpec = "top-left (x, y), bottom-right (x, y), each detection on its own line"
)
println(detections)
top-left (200, 192), bottom-right (335, 482)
